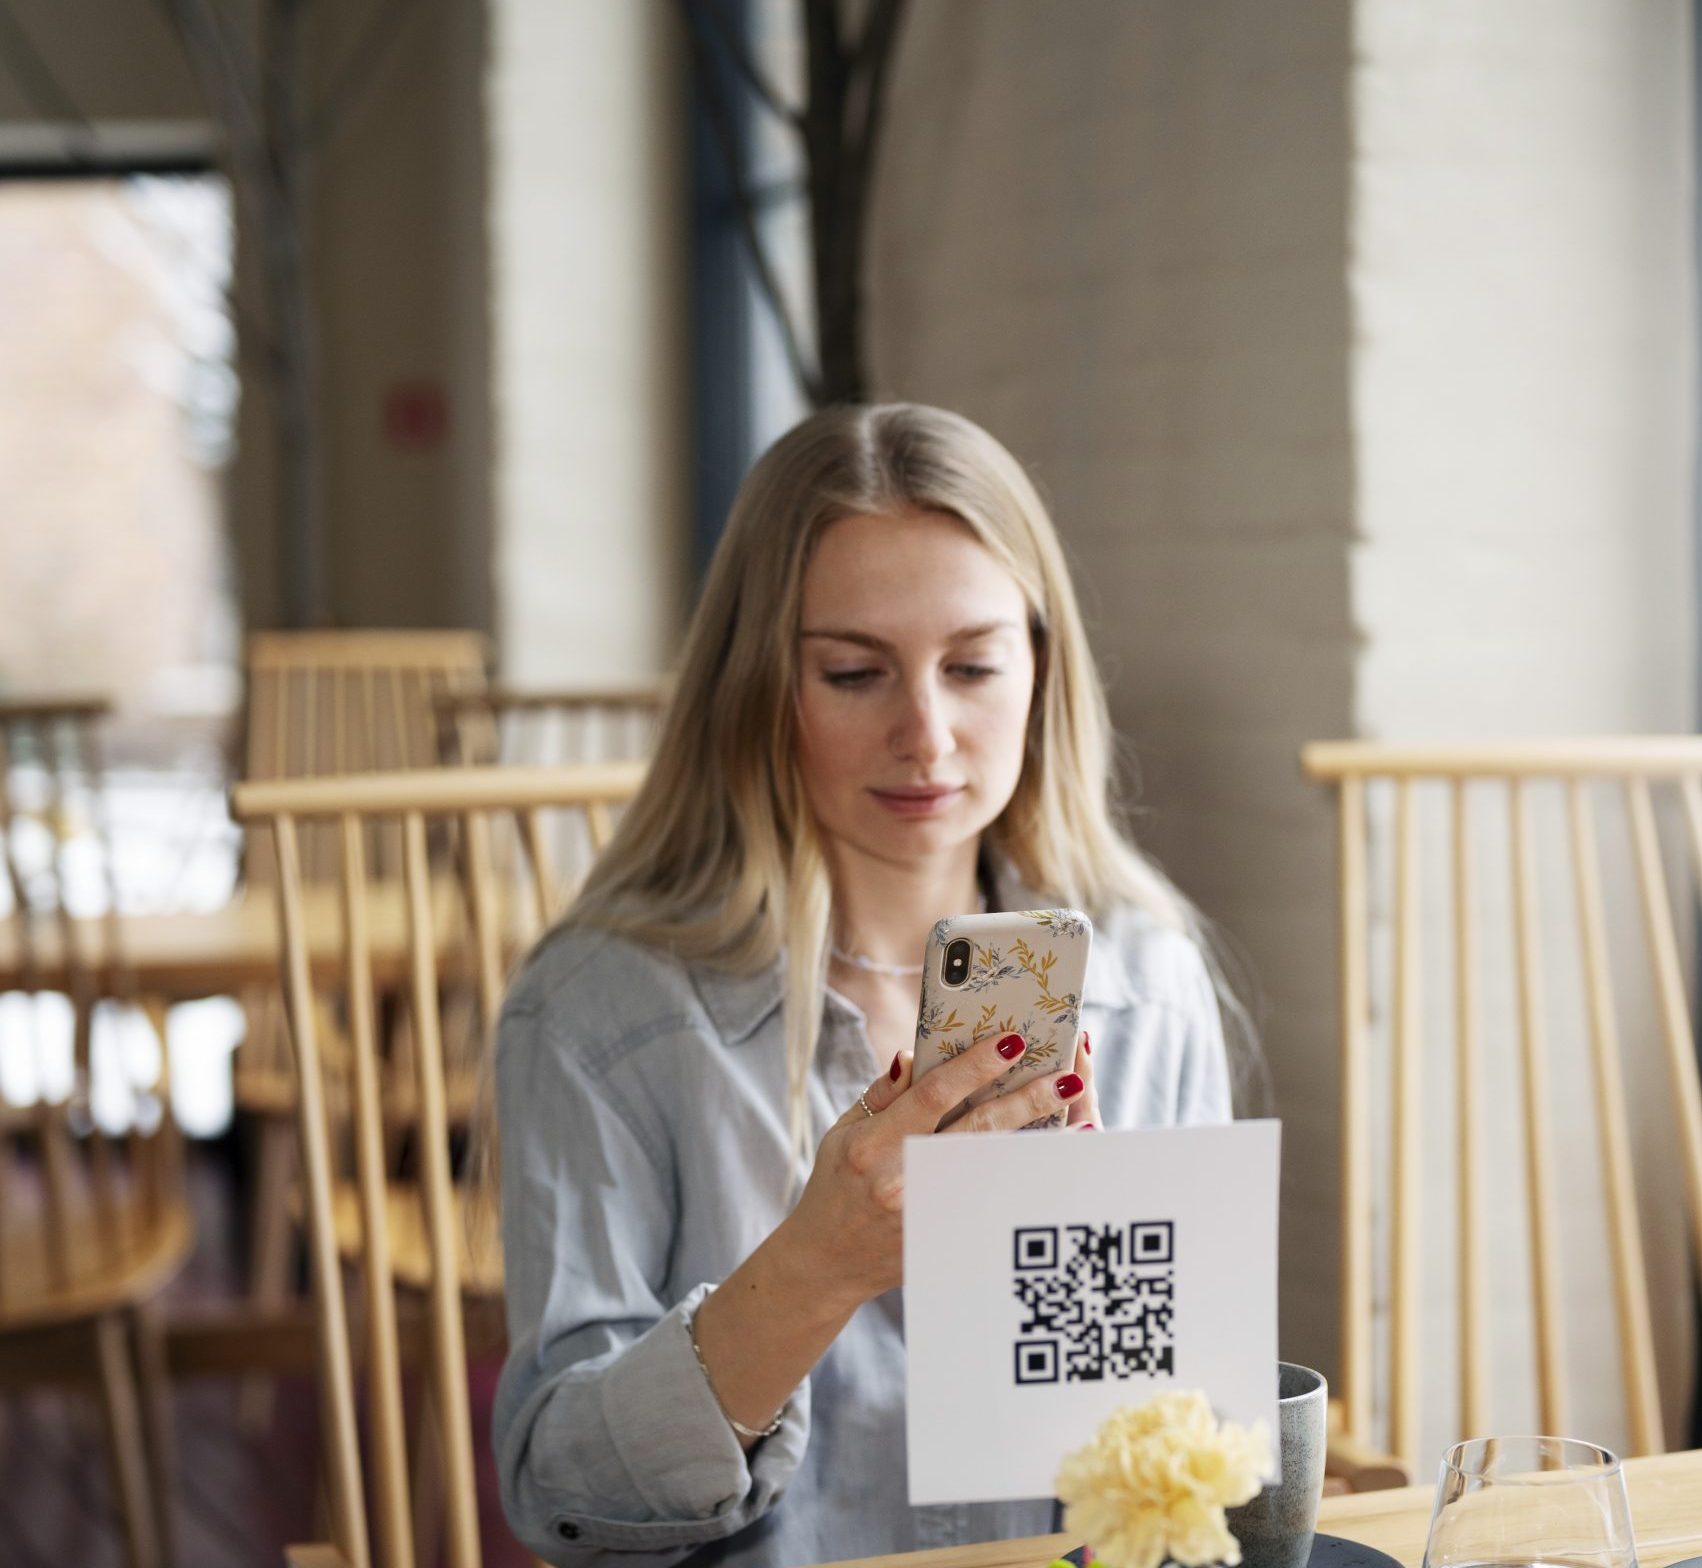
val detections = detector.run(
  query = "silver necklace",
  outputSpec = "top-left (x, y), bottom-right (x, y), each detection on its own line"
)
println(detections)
top-left (829, 944), bottom-right (924, 979)
top-left (830, 879), bottom-right (989, 980)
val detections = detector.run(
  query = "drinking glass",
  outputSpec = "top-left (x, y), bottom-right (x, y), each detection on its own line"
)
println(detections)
top-left (1422, 1437), bottom-right (1638, 1568)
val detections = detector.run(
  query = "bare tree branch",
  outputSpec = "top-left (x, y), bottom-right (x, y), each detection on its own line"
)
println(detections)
top-left (693, 0), bottom-right (803, 129)
top-left (153, 0), bottom-right (269, 175)
top-left (851, 0), bottom-right (903, 142)
top-left (678, 0), bottom-right (822, 405)
top-left (162, 0), bottom-right (327, 625)
top-left (0, 3), bottom-right (283, 440)
top-left (844, 0), bottom-right (902, 218)
top-left (156, 0), bottom-right (287, 272)
top-left (821, 0), bottom-right (900, 399)
top-left (142, 1), bottom-right (285, 365)
top-left (800, 0), bottom-right (853, 401)
top-left (306, 0), bottom-right (426, 151)
top-left (852, 0), bottom-right (902, 73)
top-left (0, 0), bottom-right (98, 162)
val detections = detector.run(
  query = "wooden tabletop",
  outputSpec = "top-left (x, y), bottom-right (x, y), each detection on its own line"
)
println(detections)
top-left (0, 883), bottom-right (487, 997)
top-left (1311, 1448), bottom-right (1702, 1567)
top-left (809, 1450), bottom-right (1702, 1568)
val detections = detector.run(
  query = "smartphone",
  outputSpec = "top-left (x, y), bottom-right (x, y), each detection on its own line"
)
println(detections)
top-left (911, 908), bottom-right (1092, 1129)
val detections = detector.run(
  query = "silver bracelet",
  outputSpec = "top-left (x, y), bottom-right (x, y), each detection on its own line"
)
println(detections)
top-left (686, 1295), bottom-right (787, 1441)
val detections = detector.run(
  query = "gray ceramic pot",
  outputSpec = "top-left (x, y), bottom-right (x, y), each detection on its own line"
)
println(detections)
top-left (1223, 1362), bottom-right (1327, 1568)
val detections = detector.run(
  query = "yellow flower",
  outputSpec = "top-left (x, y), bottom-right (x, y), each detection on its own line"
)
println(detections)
top-left (1054, 1391), bottom-right (1272, 1568)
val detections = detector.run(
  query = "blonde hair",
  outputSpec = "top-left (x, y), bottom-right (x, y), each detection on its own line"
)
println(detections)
top-left (564, 403), bottom-right (1257, 1161)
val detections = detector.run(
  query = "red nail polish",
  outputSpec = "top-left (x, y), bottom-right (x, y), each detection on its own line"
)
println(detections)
top-left (1055, 1073), bottom-right (1084, 1099)
top-left (1082, 1032), bottom-right (1091, 1055)
top-left (997, 1033), bottom-right (1026, 1060)
top-left (889, 1053), bottom-right (903, 1082)
top-left (1081, 1122), bottom-right (1096, 1131)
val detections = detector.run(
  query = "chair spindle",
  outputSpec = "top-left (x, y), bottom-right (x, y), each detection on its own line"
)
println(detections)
top-left (1389, 778), bottom-right (1423, 1467)
top-left (401, 812), bottom-right (480, 1568)
top-left (1452, 780), bottom-right (1485, 1438)
top-left (1567, 781), bottom-right (1662, 1455)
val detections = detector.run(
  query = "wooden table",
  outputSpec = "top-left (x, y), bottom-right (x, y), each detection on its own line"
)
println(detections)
top-left (1314, 1449), bottom-right (1702, 1567)
top-left (812, 1450), bottom-right (1702, 1568)
top-left (0, 883), bottom-right (483, 999)
top-left (0, 880), bottom-right (506, 1383)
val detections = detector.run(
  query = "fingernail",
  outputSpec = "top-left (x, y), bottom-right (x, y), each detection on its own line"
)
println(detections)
top-left (1055, 1073), bottom-right (1084, 1099)
top-left (1080, 1122), bottom-right (1096, 1131)
top-left (997, 1033), bottom-right (1026, 1060)
top-left (889, 1053), bottom-right (903, 1082)
top-left (1081, 1032), bottom-right (1091, 1055)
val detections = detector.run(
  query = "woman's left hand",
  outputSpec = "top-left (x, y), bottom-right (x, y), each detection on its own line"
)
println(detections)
top-left (1067, 1029), bottom-right (1100, 1129)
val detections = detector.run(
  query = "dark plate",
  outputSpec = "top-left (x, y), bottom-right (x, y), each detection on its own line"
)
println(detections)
top-left (1308, 1536), bottom-right (1407, 1568)
top-left (1055, 1535), bottom-right (1406, 1568)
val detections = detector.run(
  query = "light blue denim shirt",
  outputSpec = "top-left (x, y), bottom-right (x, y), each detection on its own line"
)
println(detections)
top-left (493, 887), bottom-right (1231, 1568)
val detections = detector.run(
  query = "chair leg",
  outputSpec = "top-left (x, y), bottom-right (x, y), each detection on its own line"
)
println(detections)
top-left (239, 1115), bottom-right (297, 1432)
top-left (410, 1375), bottom-right (445, 1568)
top-left (93, 1311), bottom-right (161, 1568)
top-left (130, 1303), bottom-right (178, 1565)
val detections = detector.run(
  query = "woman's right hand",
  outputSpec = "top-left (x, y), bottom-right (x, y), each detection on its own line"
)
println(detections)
top-left (776, 1031), bottom-right (1088, 1312)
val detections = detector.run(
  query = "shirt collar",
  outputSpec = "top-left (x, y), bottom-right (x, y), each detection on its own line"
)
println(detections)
top-left (689, 857), bottom-right (1139, 1045)
top-left (691, 957), bottom-right (785, 1046)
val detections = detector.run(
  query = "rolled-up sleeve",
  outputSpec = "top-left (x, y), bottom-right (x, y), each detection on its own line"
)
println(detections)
top-left (493, 1000), bottom-right (809, 1566)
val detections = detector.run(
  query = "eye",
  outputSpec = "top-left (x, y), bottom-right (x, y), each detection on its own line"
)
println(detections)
top-left (949, 663), bottom-right (1001, 681)
top-left (823, 667), bottom-right (882, 689)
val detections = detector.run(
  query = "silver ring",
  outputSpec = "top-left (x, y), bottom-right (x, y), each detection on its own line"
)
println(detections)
top-left (858, 1091), bottom-right (876, 1119)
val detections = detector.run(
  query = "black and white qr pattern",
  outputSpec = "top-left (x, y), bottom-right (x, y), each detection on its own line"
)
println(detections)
top-left (1010, 1222), bottom-right (1175, 1385)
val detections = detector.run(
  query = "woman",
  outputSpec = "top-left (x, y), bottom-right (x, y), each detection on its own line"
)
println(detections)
top-left (494, 403), bottom-right (1241, 1568)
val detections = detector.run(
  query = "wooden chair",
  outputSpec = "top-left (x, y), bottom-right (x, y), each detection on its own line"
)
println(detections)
top-left (434, 683), bottom-right (667, 769)
top-left (237, 631), bottom-right (491, 1420)
top-left (241, 629), bottom-right (493, 888)
top-left (230, 761), bottom-right (644, 1568)
top-left (1303, 738), bottom-right (1702, 1475)
top-left (0, 696), bottom-right (191, 1568)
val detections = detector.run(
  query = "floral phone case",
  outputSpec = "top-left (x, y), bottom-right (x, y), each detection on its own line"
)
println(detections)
top-left (911, 908), bottom-right (1092, 1129)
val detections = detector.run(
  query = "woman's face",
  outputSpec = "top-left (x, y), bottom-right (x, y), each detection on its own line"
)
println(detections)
top-left (795, 509), bottom-right (1036, 872)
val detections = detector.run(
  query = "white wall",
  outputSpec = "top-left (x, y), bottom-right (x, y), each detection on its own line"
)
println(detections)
top-left (488, 0), bottom-right (689, 683)
top-left (1352, 0), bottom-right (1696, 1459)
top-left (1353, 0), bottom-right (1693, 740)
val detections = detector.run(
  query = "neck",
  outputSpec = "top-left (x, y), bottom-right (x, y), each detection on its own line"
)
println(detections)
top-left (827, 839), bottom-right (983, 972)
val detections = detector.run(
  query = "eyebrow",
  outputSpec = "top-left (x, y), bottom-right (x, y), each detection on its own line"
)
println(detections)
top-left (798, 620), bottom-right (1021, 654)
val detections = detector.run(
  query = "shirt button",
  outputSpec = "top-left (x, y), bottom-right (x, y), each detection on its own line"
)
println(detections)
top-left (557, 1520), bottom-right (581, 1541)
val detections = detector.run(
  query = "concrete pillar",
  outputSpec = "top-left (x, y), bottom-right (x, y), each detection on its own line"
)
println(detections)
top-left (869, 0), bottom-right (1358, 1387)
top-left (488, 0), bottom-right (689, 683)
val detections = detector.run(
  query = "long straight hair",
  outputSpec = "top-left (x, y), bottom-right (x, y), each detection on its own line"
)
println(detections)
top-left (559, 403), bottom-right (1256, 1160)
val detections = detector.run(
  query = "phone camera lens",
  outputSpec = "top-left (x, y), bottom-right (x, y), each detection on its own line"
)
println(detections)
top-left (942, 938), bottom-right (972, 987)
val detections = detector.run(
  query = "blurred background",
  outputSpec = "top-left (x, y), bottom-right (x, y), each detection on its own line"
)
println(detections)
top-left (0, 0), bottom-right (1696, 1562)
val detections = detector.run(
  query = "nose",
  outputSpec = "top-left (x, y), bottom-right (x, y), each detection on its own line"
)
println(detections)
top-left (890, 677), bottom-right (955, 765)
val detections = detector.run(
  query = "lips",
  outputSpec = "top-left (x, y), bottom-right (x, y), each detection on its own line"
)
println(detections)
top-left (869, 784), bottom-right (965, 817)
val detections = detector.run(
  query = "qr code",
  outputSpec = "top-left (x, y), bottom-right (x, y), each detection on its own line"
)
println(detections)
top-left (1010, 1222), bottom-right (1175, 1385)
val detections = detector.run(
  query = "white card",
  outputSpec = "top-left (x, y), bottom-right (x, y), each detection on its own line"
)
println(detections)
top-left (903, 1120), bottom-right (1281, 1506)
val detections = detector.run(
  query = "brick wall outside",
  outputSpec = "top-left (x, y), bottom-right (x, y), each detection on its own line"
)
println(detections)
top-left (0, 182), bottom-right (227, 707)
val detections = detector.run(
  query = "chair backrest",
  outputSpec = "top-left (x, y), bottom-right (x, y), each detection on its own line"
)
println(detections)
top-left (0, 695), bottom-right (122, 970)
top-left (243, 630), bottom-right (492, 885)
top-left (1303, 737), bottom-right (1702, 1471)
top-left (0, 696), bottom-right (186, 1324)
top-left (231, 761), bottom-right (645, 1568)
top-left (434, 683), bottom-right (668, 768)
